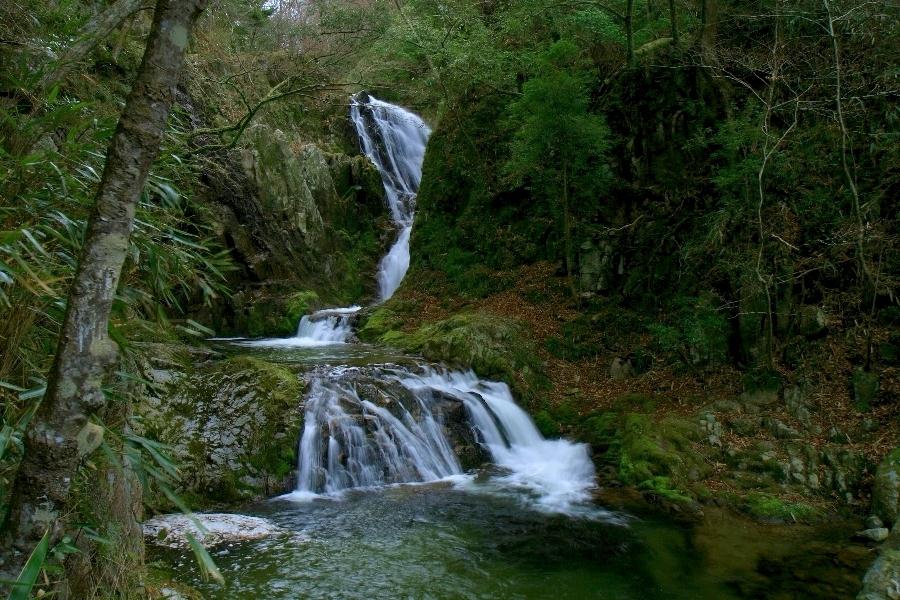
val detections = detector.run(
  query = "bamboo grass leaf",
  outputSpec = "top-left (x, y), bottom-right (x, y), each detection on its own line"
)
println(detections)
top-left (7, 528), bottom-right (50, 600)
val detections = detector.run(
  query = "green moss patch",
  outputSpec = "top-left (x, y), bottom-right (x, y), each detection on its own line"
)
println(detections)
top-left (360, 308), bottom-right (546, 403)
top-left (741, 492), bottom-right (821, 523)
top-left (581, 408), bottom-right (705, 505)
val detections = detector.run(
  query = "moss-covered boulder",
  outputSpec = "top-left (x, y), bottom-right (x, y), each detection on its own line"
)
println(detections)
top-left (359, 308), bottom-right (545, 401)
top-left (857, 522), bottom-right (900, 600)
top-left (873, 448), bottom-right (900, 526)
top-left (228, 288), bottom-right (320, 337)
top-left (140, 356), bottom-right (304, 505)
top-left (581, 404), bottom-right (707, 507)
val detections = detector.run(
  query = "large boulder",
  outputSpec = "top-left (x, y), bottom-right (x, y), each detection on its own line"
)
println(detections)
top-left (857, 522), bottom-right (900, 600)
top-left (140, 355), bottom-right (304, 505)
top-left (873, 449), bottom-right (900, 526)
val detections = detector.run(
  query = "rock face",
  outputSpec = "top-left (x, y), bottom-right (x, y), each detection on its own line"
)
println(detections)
top-left (197, 122), bottom-right (390, 335)
top-left (140, 355), bottom-right (304, 504)
top-left (873, 449), bottom-right (900, 526)
top-left (238, 126), bottom-right (328, 264)
top-left (223, 124), bottom-right (387, 281)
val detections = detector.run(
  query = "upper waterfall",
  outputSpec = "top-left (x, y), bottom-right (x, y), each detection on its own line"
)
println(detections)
top-left (350, 94), bottom-right (431, 301)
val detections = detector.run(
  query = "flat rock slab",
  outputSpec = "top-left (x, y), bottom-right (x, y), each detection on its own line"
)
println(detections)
top-left (143, 513), bottom-right (287, 548)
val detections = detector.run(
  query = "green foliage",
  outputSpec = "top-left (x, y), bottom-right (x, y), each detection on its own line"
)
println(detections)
top-left (505, 39), bottom-right (611, 219)
top-left (7, 528), bottom-right (50, 600)
top-left (742, 492), bottom-right (820, 523)
top-left (648, 294), bottom-right (729, 367)
top-left (545, 316), bottom-right (604, 361)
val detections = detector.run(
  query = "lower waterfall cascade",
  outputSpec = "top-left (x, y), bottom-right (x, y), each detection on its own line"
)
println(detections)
top-left (287, 366), bottom-right (597, 512)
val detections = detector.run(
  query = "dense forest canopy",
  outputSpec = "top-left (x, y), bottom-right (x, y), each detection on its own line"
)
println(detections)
top-left (0, 0), bottom-right (898, 597)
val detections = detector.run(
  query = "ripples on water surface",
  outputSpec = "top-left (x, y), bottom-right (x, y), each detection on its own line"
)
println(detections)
top-left (151, 480), bottom-right (868, 599)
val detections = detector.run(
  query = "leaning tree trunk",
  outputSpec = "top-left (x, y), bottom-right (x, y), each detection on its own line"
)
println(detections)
top-left (668, 0), bottom-right (679, 44)
top-left (37, 0), bottom-right (147, 93)
top-left (625, 0), bottom-right (636, 66)
top-left (2, 0), bottom-right (207, 589)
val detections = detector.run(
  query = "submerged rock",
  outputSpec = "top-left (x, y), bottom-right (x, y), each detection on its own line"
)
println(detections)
top-left (143, 513), bottom-right (288, 548)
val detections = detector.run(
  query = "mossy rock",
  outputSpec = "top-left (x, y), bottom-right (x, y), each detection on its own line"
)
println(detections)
top-left (872, 448), bottom-right (900, 526)
top-left (227, 288), bottom-right (320, 337)
top-left (139, 355), bottom-right (304, 506)
top-left (285, 290), bottom-right (320, 327)
top-left (359, 308), bottom-right (545, 402)
top-left (740, 492), bottom-right (821, 523)
top-left (581, 408), bottom-right (705, 505)
top-left (858, 526), bottom-right (900, 600)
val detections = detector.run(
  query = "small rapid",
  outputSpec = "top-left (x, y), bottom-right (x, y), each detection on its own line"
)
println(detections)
top-left (288, 365), bottom-right (596, 513)
top-left (238, 307), bottom-right (360, 348)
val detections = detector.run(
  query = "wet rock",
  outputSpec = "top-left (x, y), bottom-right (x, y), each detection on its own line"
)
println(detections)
top-left (873, 449), bottom-right (900, 526)
top-left (856, 528), bottom-right (891, 543)
top-left (143, 513), bottom-right (290, 548)
top-left (857, 523), bottom-right (900, 600)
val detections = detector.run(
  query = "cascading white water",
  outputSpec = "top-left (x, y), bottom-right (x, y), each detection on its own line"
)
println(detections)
top-left (243, 95), bottom-right (427, 347)
top-left (350, 94), bottom-right (431, 302)
top-left (293, 306), bottom-right (361, 344)
top-left (240, 306), bottom-right (360, 348)
top-left (290, 365), bottom-right (596, 512)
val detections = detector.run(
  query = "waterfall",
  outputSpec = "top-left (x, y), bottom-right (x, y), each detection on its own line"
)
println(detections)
top-left (350, 94), bottom-right (431, 302)
top-left (239, 306), bottom-right (361, 348)
top-left (290, 366), bottom-right (596, 512)
top-left (254, 95), bottom-right (598, 513)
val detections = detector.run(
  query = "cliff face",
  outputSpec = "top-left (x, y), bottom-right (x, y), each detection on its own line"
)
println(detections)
top-left (189, 116), bottom-right (390, 337)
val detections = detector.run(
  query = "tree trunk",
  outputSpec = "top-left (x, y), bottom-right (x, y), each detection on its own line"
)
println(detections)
top-left (562, 163), bottom-right (577, 298)
top-left (626, 0), bottom-right (636, 66)
top-left (669, 0), bottom-right (679, 44)
top-left (698, 0), bottom-right (717, 56)
top-left (37, 0), bottom-right (147, 93)
top-left (823, 0), bottom-right (871, 293)
top-left (2, 0), bottom-right (207, 588)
